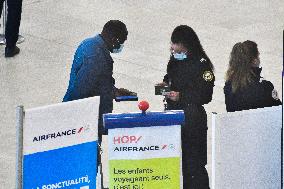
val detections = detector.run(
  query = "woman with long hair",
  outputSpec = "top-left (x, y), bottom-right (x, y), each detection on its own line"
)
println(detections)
top-left (224, 40), bottom-right (281, 112)
top-left (157, 25), bottom-right (215, 189)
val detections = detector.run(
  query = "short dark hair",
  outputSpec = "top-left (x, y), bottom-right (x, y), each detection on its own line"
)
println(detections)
top-left (102, 20), bottom-right (128, 41)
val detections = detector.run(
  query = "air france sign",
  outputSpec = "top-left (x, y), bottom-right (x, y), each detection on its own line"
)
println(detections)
top-left (108, 126), bottom-right (182, 189)
top-left (23, 97), bottom-right (100, 189)
top-left (32, 127), bottom-right (88, 142)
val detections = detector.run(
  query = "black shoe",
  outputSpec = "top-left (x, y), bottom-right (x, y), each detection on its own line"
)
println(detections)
top-left (5, 46), bottom-right (20, 58)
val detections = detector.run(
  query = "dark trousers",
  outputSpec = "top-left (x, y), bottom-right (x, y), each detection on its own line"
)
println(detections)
top-left (182, 105), bottom-right (210, 189)
top-left (0, 0), bottom-right (23, 48)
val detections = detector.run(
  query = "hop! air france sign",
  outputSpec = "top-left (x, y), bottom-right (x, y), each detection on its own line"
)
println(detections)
top-left (108, 126), bottom-right (182, 189)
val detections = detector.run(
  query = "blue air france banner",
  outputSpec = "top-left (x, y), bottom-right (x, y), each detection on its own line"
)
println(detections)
top-left (104, 111), bottom-right (184, 189)
top-left (23, 97), bottom-right (100, 189)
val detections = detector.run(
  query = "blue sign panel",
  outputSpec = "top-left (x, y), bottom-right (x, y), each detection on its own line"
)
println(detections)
top-left (24, 142), bottom-right (97, 189)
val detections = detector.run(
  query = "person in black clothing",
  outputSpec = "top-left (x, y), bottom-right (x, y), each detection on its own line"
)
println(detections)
top-left (224, 40), bottom-right (281, 112)
top-left (157, 25), bottom-right (215, 189)
top-left (0, 0), bottom-right (23, 57)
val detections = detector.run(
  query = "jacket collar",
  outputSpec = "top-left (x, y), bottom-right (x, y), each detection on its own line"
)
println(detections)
top-left (96, 34), bottom-right (109, 51)
top-left (251, 67), bottom-right (262, 81)
top-left (95, 34), bottom-right (114, 63)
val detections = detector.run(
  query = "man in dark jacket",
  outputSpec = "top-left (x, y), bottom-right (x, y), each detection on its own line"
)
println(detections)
top-left (63, 20), bottom-right (130, 141)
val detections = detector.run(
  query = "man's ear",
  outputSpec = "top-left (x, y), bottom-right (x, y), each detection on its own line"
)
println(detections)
top-left (112, 37), bottom-right (120, 45)
top-left (110, 37), bottom-right (117, 47)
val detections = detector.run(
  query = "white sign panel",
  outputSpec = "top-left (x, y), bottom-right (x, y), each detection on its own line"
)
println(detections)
top-left (212, 106), bottom-right (282, 189)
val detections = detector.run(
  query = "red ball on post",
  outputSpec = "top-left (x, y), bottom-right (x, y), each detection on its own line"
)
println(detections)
top-left (138, 101), bottom-right (149, 112)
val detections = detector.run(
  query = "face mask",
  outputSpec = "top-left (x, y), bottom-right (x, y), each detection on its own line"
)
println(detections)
top-left (112, 44), bottom-right (124, 53)
top-left (173, 52), bottom-right (187, 60)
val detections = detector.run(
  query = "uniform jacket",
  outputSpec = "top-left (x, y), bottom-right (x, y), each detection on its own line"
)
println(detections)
top-left (224, 67), bottom-right (282, 112)
top-left (163, 55), bottom-right (215, 110)
top-left (63, 34), bottom-right (115, 117)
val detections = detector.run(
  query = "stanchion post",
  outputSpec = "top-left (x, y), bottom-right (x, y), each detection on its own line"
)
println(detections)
top-left (3, 0), bottom-right (6, 33)
top-left (211, 112), bottom-right (217, 189)
top-left (16, 106), bottom-right (24, 189)
top-left (0, 0), bottom-right (7, 45)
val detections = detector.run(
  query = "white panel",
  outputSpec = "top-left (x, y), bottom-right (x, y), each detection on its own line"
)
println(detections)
top-left (212, 106), bottom-right (282, 189)
top-left (108, 125), bottom-right (181, 160)
top-left (23, 97), bottom-right (100, 155)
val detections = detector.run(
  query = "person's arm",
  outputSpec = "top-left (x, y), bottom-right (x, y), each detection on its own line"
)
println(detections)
top-left (63, 44), bottom-right (85, 102)
top-left (71, 49), bottom-right (113, 101)
top-left (261, 80), bottom-right (282, 107)
top-left (223, 82), bottom-right (235, 112)
top-left (179, 67), bottom-right (215, 105)
top-left (98, 74), bottom-right (115, 114)
top-left (163, 61), bottom-right (172, 85)
top-left (163, 74), bottom-right (170, 84)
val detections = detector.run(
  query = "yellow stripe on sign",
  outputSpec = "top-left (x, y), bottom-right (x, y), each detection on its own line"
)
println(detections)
top-left (109, 157), bottom-right (180, 189)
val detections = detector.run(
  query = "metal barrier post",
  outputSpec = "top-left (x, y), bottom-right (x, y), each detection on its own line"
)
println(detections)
top-left (16, 106), bottom-right (24, 189)
top-left (0, 0), bottom-right (7, 45)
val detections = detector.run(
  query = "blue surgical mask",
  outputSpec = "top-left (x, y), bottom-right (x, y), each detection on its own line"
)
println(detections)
top-left (173, 52), bottom-right (187, 60)
top-left (112, 44), bottom-right (124, 53)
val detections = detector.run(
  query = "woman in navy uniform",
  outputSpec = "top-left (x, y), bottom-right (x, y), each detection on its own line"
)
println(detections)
top-left (158, 25), bottom-right (215, 189)
top-left (224, 40), bottom-right (281, 112)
